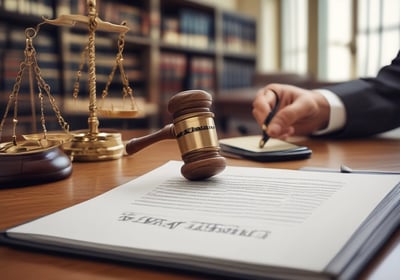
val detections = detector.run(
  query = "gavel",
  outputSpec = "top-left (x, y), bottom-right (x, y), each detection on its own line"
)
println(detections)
top-left (126, 90), bottom-right (226, 180)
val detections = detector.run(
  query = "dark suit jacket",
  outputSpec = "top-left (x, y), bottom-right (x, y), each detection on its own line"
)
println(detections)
top-left (323, 50), bottom-right (400, 138)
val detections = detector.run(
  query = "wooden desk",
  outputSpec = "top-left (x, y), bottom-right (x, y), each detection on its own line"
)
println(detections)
top-left (1, 130), bottom-right (399, 280)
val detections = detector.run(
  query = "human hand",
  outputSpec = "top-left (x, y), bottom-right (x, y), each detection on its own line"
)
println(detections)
top-left (252, 83), bottom-right (330, 139)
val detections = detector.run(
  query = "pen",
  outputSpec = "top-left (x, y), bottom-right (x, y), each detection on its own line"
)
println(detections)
top-left (259, 90), bottom-right (280, 148)
top-left (299, 165), bottom-right (400, 175)
top-left (339, 164), bottom-right (400, 174)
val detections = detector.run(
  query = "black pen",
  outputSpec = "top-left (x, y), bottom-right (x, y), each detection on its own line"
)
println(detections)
top-left (259, 90), bottom-right (280, 148)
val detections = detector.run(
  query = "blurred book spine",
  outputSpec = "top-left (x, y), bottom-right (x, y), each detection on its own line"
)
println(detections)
top-left (69, 1), bottom-right (150, 37)
top-left (2, 0), bottom-right (53, 18)
top-left (222, 13), bottom-right (256, 54)
top-left (188, 56), bottom-right (214, 92)
top-left (222, 59), bottom-right (254, 89)
top-left (159, 52), bottom-right (187, 97)
top-left (161, 8), bottom-right (214, 50)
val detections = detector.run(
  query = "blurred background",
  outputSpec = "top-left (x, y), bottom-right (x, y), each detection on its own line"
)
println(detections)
top-left (0, 0), bottom-right (398, 137)
top-left (251, 0), bottom-right (399, 81)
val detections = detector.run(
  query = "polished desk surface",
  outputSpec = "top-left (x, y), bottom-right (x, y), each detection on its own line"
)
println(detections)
top-left (1, 129), bottom-right (399, 280)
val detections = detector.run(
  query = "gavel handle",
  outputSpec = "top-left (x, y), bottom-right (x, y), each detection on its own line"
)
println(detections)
top-left (125, 123), bottom-right (175, 155)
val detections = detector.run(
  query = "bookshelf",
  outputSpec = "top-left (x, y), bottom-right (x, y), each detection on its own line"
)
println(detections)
top-left (0, 0), bottom-right (257, 132)
top-left (0, 0), bottom-right (61, 137)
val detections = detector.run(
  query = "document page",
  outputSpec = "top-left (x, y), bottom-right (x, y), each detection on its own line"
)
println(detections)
top-left (6, 161), bottom-right (400, 275)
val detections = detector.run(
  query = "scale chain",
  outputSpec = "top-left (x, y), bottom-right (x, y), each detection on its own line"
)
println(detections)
top-left (0, 26), bottom-right (70, 145)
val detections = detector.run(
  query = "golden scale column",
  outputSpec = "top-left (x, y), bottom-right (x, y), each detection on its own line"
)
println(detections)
top-left (60, 0), bottom-right (138, 161)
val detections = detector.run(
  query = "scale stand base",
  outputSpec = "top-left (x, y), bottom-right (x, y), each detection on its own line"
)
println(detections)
top-left (0, 145), bottom-right (72, 187)
top-left (62, 131), bottom-right (124, 162)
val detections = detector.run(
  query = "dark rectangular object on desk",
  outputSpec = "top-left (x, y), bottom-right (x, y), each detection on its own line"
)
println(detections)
top-left (219, 135), bottom-right (312, 162)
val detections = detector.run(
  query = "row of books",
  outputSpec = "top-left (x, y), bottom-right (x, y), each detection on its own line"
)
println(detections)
top-left (159, 51), bottom-right (255, 95)
top-left (0, 27), bottom-right (61, 97)
top-left (187, 56), bottom-right (214, 91)
top-left (158, 52), bottom-right (214, 124)
top-left (62, 32), bottom-right (144, 102)
top-left (221, 59), bottom-right (255, 89)
top-left (161, 8), bottom-right (214, 49)
top-left (0, 14), bottom-right (64, 135)
top-left (223, 13), bottom-right (257, 54)
top-left (159, 52), bottom-right (215, 97)
top-left (69, 0), bottom-right (150, 37)
top-left (158, 52), bottom-right (213, 124)
top-left (159, 52), bottom-right (187, 100)
top-left (0, 0), bottom-right (54, 18)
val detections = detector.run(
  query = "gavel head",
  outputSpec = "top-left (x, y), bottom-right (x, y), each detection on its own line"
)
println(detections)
top-left (168, 90), bottom-right (226, 180)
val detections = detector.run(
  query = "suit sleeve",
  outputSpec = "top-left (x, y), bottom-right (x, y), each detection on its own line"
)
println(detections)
top-left (321, 51), bottom-right (400, 138)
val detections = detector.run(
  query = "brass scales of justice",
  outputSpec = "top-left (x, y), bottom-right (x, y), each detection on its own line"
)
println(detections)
top-left (0, 0), bottom-right (139, 185)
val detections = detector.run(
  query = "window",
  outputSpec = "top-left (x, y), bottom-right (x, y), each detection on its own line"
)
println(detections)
top-left (319, 0), bottom-right (352, 81)
top-left (357, 0), bottom-right (400, 77)
top-left (280, 0), bottom-right (400, 81)
top-left (280, 0), bottom-right (308, 74)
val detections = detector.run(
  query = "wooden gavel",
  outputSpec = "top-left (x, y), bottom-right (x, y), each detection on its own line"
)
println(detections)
top-left (126, 90), bottom-right (226, 180)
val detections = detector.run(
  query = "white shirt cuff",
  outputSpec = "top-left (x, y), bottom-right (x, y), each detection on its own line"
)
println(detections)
top-left (312, 89), bottom-right (346, 135)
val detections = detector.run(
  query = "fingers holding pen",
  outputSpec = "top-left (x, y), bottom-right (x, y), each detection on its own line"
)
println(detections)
top-left (252, 85), bottom-right (293, 139)
top-left (267, 105), bottom-right (297, 139)
top-left (253, 84), bottom-right (320, 139)
top-left (252, 87), bottom-right (279, 126)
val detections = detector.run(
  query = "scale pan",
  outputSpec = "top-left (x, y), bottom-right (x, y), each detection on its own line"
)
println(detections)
top-left (97, 108), bottom-right (140, 118)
